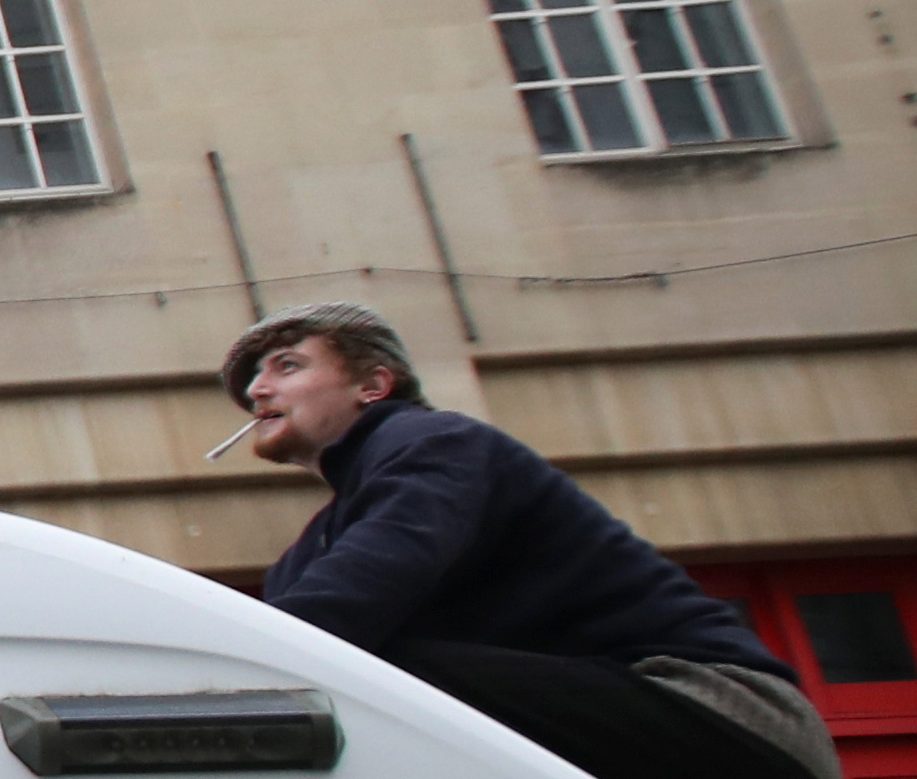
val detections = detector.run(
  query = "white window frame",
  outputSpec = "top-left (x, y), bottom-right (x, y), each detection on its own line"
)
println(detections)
top-left (0, 0), bottom-right (112, 202)
top-left (489, 0), bottom-right (802, 164)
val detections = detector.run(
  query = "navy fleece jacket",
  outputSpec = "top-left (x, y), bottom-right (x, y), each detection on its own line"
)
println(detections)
top-left (263, 400), bottom-right (795, 683)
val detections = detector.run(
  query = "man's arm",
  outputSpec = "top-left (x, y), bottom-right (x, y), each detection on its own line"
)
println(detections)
top-left (266, 421), bottom-right (496, 652)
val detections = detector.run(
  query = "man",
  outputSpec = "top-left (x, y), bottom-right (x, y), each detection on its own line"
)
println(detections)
top-left (220, 301), bottom-right (840, 779)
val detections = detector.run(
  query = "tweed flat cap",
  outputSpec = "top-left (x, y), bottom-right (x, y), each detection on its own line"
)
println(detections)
top-left (221, 302), bottom-right (417, 410)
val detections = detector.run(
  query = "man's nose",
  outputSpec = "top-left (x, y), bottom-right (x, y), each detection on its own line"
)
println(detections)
top-left (246, 371), bottom-right (272, 402)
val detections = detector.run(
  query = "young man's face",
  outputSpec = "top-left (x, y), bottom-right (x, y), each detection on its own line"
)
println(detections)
top-left (245, 335), bottom-right (369, 468)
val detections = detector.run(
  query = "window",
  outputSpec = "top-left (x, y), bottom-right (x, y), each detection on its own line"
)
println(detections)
top-left (488, 0), bottom-right (795, 161)
top-left (0, 0), bottom-right (109, 200)
top-left (797, 592), bottom-right (917, 684)
top-left (689, 558), bottom-right (917, 715)
top-left (688, 557), bottom-right (917, 779)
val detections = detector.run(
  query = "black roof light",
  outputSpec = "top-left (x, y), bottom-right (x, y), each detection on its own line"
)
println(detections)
top-left (0, 689), bottom-right (343, 775)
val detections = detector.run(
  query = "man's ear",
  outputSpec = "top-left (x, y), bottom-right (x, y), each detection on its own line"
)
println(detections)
top-left (359, 365), bottom-right (396, 404)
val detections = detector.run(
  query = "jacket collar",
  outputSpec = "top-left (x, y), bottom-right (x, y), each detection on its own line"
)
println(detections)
top-left (319, 400), bottom-right (420, 490)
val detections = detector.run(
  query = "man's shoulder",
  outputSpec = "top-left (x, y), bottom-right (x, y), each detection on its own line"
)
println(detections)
top-left (368, 404), bottom-right (552, 477)
top-left (375, 404), bottom-right (502, 443)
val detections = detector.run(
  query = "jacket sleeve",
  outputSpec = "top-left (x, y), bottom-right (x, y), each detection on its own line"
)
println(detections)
top-left (265, 419), bottom-right (496, 652)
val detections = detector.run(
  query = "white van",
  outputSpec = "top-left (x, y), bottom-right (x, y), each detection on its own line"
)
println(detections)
top-left (0, 511), bottom-right (590, 778)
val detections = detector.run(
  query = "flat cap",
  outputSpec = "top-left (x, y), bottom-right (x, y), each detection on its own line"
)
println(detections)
top-left (221, 302), bottom-right (416, 410)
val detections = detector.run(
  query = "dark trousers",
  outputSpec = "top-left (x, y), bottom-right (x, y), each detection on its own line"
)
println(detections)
top-left (381, 640), bottom-right (815, 779)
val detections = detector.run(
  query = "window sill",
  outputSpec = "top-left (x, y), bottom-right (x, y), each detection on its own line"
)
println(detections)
top-left (828, 712), bottom-right (917, 739)
top-left (538, 138), bottom-right (829, 166)
top-left (0, 184), bottom-right (121, 209)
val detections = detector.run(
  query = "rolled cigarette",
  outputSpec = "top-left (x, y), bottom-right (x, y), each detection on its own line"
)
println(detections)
top-left (204, 418), bottom-right (261, 461)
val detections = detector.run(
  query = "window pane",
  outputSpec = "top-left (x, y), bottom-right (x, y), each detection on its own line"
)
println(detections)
top-left (713, 72), bottom-right (782, 139)
top-left (622, 10), bottom-right (687, 72)
top-left (488, 0), bottom-right (527, 12)
top-left (17, 52), bottom-right (80, 115)
top-left (521, 88), bottom-right (577, 153)
top-left (573, 83), bottom-right (639, 149)
top-left (648, 78), bottom-right (714, 144)
top-left (0, 57), bottom-right (19, 117)
top-left (35, 120), bottom-right (97, 185)
top-left (797, 592), bottom-right (917, 683)
top-left (686, 2), bottom-right (754, 67)
top-left (541, 0), bottom-right (593, 8)
top-left (548, 13), bottom-right (615, 77)
top-left (0, 0), bottom-right (60, 46)
top-left (0, 124), bottom-right (35, 188)
top-left (496, 20), bottom-right (552, 82)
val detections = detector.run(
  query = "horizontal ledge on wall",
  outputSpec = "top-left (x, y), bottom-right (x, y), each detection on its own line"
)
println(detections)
top-left (553, 437), bottom-right (917, 472)
top-left (0, 470), bottom-right (320, 502)
top-left (199, 566), bottom-right (268, 586)
top-left (474, 329), bottom-right (917, 369)
top-left (2, 439), bottom-right (912, 503)
top-left (0, 371), bottom-right (221, 399)
top-left (666, 534), bottom-right (917, 565)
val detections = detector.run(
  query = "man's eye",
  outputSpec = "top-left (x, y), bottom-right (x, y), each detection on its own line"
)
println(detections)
top-left (278, 360), bottom-right (299, 372)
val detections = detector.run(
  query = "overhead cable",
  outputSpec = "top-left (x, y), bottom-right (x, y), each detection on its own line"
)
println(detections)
top-left (1, 230), bottom-right (913, 307)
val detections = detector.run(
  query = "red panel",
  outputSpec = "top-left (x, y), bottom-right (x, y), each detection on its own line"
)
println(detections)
top-left (836, 733), bottom-right (917, 778)
top-left (688, 556), bottom-right (917, 779)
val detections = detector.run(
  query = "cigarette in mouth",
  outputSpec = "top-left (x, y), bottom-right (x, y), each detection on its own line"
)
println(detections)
top-left (204, 418), bottom-right (261, 461)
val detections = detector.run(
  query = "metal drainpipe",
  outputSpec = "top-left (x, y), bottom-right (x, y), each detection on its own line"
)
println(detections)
top-left (399, 133), bottom-right (479, 342)
top-left (207, 150), bottom-right (266, 322)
